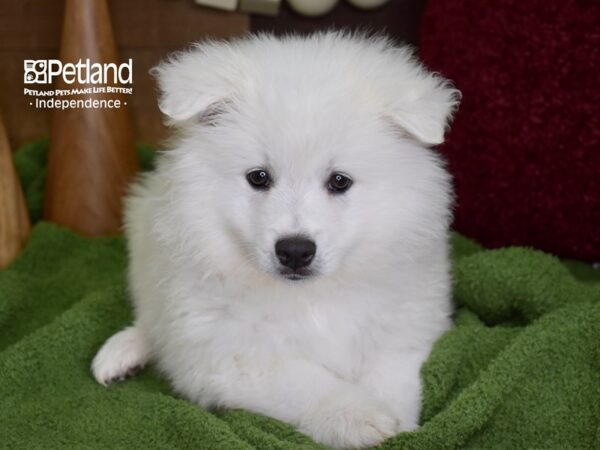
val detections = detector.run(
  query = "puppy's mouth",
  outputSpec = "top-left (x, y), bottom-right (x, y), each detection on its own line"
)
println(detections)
top-left (279, 267), bottom-right (314, 281)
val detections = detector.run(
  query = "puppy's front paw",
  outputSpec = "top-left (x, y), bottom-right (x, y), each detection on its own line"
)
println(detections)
top-left (91, 326), bottom-right (149, 386)
top-left (299, 389), bottom-right (401, 449)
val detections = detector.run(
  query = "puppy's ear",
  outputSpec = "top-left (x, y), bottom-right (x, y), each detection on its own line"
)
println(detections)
top-left (150, 43), bottom-right (239, 125)
top-left (386, 70), bottom-right (461, 146)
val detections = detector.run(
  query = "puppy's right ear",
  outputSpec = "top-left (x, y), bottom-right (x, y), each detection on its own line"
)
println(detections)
top-left (150, 43), bottom-right (238, 125)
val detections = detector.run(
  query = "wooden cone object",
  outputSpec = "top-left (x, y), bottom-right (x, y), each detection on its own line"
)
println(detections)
top-left (0, 112), bottom-right (30, 268)
top-left (44, 0), bottom-right (139, 236)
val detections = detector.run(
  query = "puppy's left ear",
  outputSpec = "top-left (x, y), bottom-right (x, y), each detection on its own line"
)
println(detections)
top-left (387, 71), bottom-right (461, 146)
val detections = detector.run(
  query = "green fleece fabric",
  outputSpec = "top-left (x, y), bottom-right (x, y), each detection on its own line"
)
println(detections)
top-left (1, 140), bottom-right (599, 449)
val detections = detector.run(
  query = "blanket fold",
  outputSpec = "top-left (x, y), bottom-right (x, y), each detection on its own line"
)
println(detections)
top-left (1, 141), bottom-right (598, 449)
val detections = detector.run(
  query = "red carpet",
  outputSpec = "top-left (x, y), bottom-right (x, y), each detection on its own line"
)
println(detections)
top-left (420, 0), bottom-right (600, 261)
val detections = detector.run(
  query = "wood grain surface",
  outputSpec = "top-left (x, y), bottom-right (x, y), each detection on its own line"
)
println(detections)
top-left (43, 0), bottom-right (139, 236)
top-left (0, 0), bottom-right (249, 150)
top-left (0, 111), bottom-right (30, 268)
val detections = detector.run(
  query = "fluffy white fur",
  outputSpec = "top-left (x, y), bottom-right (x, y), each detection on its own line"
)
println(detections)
top-left (92, 32), bottom-right (459, 449)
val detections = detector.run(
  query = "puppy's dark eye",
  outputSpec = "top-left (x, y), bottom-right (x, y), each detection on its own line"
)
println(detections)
top-left (247, 169), bottom-right (272, 190)
top-left (328, 173), bottom-right (353, 194)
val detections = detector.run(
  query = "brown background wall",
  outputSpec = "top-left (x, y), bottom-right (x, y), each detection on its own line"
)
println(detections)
top-left (0, 0), bottom-right (425, 151)
top-left (0, 0), bottom-right (249, 150)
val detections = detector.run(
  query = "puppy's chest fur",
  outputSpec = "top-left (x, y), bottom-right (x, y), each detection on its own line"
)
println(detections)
top-left (161, 276), bottom-right (413, 382)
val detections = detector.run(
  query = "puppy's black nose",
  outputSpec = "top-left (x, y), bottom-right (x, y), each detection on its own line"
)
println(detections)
top-left (275, 237), bottom-right (316, 270)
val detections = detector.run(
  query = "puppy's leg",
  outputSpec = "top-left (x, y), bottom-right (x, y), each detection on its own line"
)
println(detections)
top-left (299, 387), bottom-right (401, 449)
top-left (359, 351), bottom-right (429, 431)
top-left (207, 358), bottom-right (400, 449)
top-left (91, 326), bottom-right (149, 386)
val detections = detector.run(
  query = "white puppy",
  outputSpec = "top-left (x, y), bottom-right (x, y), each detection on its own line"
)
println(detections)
top-left (92, 32), bottom-right (459, 449)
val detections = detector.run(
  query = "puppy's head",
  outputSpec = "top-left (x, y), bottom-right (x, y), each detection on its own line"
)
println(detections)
top-left (151, 33), bottom-right (459, 284)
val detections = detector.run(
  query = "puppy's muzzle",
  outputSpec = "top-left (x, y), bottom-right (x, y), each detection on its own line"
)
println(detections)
top-left (275, 237), bottom-right (316, 271)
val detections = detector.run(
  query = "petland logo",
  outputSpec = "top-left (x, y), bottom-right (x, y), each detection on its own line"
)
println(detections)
top-left (24, 59), bottom-right (133, 85)
top-left (24, 58), bottom-right (133, 109)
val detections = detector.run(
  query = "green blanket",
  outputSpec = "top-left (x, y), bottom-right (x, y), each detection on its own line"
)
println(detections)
top-left (1, 140), bottom-right (599, 449)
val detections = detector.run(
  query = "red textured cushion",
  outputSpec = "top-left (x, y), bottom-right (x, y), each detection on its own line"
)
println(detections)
top-left (419, 0), bottom-right (600, 261)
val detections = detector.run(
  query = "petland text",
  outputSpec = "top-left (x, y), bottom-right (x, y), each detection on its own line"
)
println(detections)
top-left (24, 59), bottom-right (133, 85)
